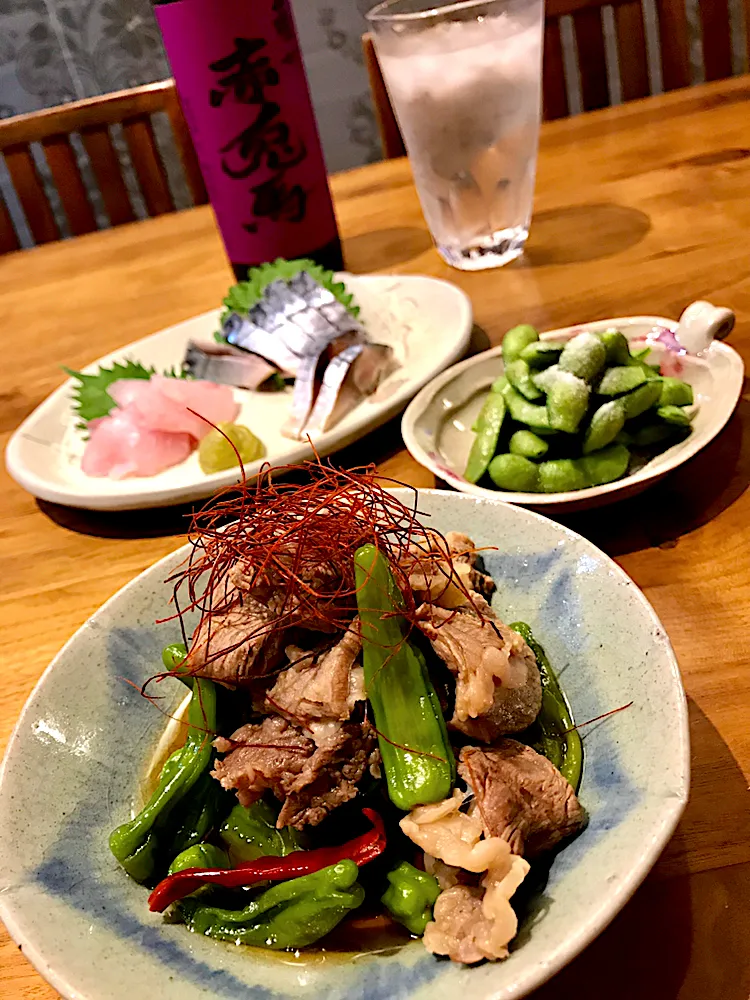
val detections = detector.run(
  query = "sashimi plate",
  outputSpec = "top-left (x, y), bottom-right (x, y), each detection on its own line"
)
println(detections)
top-left (0, 490), bottom-right (689, 1000)
top-left (5, 273), bottom-right (472, 511)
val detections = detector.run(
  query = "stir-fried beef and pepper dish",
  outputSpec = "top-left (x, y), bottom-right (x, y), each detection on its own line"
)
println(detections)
top-left (110, 465), bottom-right (586, 963)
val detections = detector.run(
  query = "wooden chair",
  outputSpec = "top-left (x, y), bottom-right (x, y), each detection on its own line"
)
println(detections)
top-left (364, 0), bottom-right (748, 158)
top-left (0, 79), bottom-right (207, 254)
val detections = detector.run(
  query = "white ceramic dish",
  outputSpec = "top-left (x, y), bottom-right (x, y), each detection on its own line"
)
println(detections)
top-left (5, 273), bottom-right (472, 511)
top-left (401, 302), bottom-right (743, 511)
top-left (0, 489), bottom-right (689, 1000)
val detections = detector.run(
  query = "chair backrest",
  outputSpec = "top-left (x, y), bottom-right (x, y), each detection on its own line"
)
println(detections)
top-left (364, 0), bottom-right (747, 157)
top-left (0, 80), bottom-right (207, 255)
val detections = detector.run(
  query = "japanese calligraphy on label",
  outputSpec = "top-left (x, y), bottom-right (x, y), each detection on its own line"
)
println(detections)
top-left (156, 0), bottom-right (338, 264)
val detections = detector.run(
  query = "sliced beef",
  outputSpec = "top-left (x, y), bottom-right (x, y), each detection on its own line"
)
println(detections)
top-left (399, 530), bottom-right (495, 608)
top-left (416, 593), bottom-right (541, 740)
top-left (459, 740), bottom-right (586, 857)
top-left (278, 724), bottom-right (376, 828)
top-left (187, 594), bottom-right (286, 686)
top-left (211, 715), bottom-right (375, 829)
top-left (265, 626), bottom-right (364, 723)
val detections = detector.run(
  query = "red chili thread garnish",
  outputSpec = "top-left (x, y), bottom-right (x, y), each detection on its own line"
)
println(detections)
top-left (562, 701), bottom-right (634, 735)
top-left (140, 458), bottom-right (486, 698)
top-left (147, 807), bottom-right (386, 912)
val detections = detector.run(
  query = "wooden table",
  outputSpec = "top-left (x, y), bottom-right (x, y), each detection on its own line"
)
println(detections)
top-left (2, 75), bottom-right (750, 998)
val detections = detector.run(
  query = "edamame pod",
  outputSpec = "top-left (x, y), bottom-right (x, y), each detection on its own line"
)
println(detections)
top-left (532, 364), bottom-right (561, 393)
top-left (547, 371), bottom-right (590, 433)
top-left (621, 380), bottom-right (661, 419)
top-left (582, 399), bottom-right (626, 454)
top-left (632, 422), bottom-right (674, 446)
top-left (537, 459), bottom-right (587, 493)
top-left (559, 333), bottom-right (607, 382)
top-left (491, 374), bottom-right (508, 394)
top-left (505, 358), bottom-right (543, 401)
top-left (509, 429), bottom-right (549, 459)
top-left (657, 404), bottom-right (692, 426)
top-left (598, 329), bottom-right (630, 366)
top-left (659, 377), bottom-right (694, 406)
top-left (579, 443), bottom-right (630, 485)
top-left (597, 366), bottom-right (647, 396)
top-left (502, 324), bottom-right (539, 363)
top-left (464, 393), bottom-right (506, 483)
top-left (502, 383), bottom-right (550, 429)
top-left (520, 341), bottom-right (564, 369)
top-left (488, 453), bottom-right (539, 492)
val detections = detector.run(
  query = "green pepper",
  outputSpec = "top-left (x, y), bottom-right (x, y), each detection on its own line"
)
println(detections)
top-left (381, 861), bottom-right (440, 936)
top-left (510, 622), bottom-right (583, 791)
top-left (168, 769), bottom-right (232, 860)
top-left (162, 642), bottom-right (188, 671)
top-left (219, 799), bottom-right (305, 863)
top-left (465, 392), bottom-right (506, 483)
top-left (354, 544), bottom-right (455, 811)
top-left (109, 672), bottom-right (217, 882)
top-left (169, 843), bottom-right (230, 876)
top-left (178, 860), bottom-right (364, 949)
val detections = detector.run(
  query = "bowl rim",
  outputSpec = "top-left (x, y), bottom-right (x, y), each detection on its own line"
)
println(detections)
top-left (0, 488), bottom-right (690, 1000)
top-left (401, 314), bottom-right (744, 506)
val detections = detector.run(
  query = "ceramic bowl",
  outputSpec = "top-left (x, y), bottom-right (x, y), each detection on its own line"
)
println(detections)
top-left (401, 302), bottom-right (743, 512)
top-left (0, 490), bottom-right (689, 1000)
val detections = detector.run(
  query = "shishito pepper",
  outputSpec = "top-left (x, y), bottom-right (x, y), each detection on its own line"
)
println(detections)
top-left (354, 543), bottom-right (455, 811)
top-left (511, 622), bottom-right (583, 791)
top-left (148, 807), bottom-right (386, 912)
top-left (109, 670), bottom-right (217, 882)
top-left (178, 860), bottom-right (365, 949)
top-left (219, 799), bottom-right (304, 863)
top-left (381, 861), bottom-right (440, 936)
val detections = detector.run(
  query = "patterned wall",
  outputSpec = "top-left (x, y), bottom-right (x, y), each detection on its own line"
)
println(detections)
top-left (0, 0), bottom-right (381, 172)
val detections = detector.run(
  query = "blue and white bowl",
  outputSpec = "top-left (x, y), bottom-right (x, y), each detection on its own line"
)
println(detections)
top-left (0, 490), bottom-right (689, 1000)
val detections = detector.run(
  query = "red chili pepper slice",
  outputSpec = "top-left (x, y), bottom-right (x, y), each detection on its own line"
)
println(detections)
top-left (148, 807), bottom-right (386, 913)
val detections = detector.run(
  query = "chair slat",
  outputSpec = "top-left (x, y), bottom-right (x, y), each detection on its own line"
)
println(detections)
top-left (79, 125), bottom-right (136, 227)
top-left (543, 19), bottom-right (570, 120)
top-left (699, 0), bottom-right (732, 80)
top-left (121, 114), bottom-right (175, 217)
top-left (362, 33), bottom-right (405, 159)
top-left (573, 6), bottom-right (610, 110)
top-left (3, 143), bottom-right (60, 245)
top-left (615, 1), bottom-right (650, 101)
top-left (657, 0), bottom-right (691, 90)
top-left (41, 135), bottom-right (98, 236)
top-left (0, 193), bottom-right (20, 254)
top-left (0, 81), bottom-right (179, 150)
top-left (164, 89), bottom-right (208, 207)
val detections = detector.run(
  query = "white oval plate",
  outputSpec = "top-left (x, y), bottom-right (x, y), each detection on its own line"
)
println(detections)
top-left (0, 490), bottom-right (689, 1000)
top-left (5, 274), bottom-right (472, 510)
top-left (402, 310), bottom-right (743, 511)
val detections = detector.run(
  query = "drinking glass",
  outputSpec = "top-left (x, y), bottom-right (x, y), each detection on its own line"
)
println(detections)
top-left (367, 0), bottom-right (544, 270)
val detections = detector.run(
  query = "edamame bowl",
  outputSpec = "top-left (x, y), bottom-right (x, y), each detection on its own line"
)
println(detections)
top-left (402, 306), bottom-right (743, 511)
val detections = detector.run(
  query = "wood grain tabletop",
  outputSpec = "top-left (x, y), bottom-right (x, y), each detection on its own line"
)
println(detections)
top-left (2, 75), bottom-right (750, 999)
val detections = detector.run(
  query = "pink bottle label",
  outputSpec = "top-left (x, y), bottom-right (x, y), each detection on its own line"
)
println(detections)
top-left (156, 0), bottom-right (338, 265)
